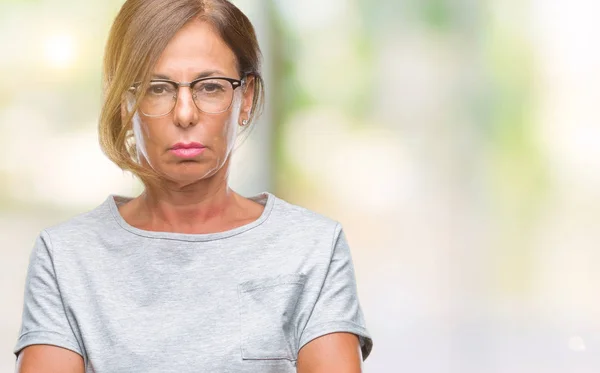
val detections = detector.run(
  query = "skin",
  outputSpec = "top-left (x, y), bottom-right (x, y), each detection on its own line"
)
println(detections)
top-left (119, 19), bottom-right (263, 233)
top-left (15, 345), bottom-right (83, 373)
top-left (297, 333), bottom-right (364, 373)
top-left (15, 19), bottom-right (362, 373)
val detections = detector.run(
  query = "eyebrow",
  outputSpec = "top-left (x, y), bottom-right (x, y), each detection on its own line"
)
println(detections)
top-left (150, 70), bottom-right (226, 81)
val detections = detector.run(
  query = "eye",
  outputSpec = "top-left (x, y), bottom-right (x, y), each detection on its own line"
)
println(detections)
top-left (151, 86), bottom-right (165, 94)
top-left (146, 82), bottom-right (174, 96)
top-left (196, 81), bottom-right (226, 94)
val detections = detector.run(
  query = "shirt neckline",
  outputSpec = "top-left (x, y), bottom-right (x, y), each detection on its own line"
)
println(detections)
top-left (106, 191), bottom-right (275, 242)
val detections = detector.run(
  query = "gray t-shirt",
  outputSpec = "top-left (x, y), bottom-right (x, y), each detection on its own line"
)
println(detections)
top-left (14, 192), bottom-right (372, 372)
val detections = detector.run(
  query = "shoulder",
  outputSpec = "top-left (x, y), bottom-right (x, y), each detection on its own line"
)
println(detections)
top-left (270, 193), bottom-right (339, 227)
top-left (41, 195), bottom-right (117, 249)
top-left (266, 193), bottom-right (343, 248)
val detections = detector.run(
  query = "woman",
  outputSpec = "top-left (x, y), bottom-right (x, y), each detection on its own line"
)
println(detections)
top-left (13, 0), bottom-right (373, 372)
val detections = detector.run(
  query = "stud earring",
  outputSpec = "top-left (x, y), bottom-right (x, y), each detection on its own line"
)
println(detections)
top-left (242, 119), bottom-right (248, 126)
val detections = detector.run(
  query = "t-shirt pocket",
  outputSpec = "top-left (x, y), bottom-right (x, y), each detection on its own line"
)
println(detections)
top-left (237, 273), bottom-right (307, 361)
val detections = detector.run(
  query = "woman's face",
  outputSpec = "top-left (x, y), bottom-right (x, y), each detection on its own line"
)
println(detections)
top-left (128, 20), bottom-right (254, 187)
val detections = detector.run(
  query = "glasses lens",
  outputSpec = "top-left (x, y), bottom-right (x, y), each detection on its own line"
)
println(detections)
top-left (139, 81), bottom-right (177, 116)
top-left (192, 78), bottom-right (234, 113)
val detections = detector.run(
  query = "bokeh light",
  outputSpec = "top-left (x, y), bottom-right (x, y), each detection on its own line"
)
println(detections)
top-left (44, 33), bottom-right (77, 69)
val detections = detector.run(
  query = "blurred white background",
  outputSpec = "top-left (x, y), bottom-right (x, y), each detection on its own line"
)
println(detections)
top-left (1, 0), bottom-right (600, 372)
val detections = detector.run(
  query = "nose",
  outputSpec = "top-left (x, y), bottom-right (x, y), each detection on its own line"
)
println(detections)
top-left (173, 87), bottom-right (199, 128)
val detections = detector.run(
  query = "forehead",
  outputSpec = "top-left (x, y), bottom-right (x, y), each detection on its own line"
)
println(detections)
top-left (152, 20), bottom-right (238, 78)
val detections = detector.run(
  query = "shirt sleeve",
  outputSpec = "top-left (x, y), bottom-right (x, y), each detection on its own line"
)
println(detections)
top-left (297, 224), bottom-right (373, 360)
top-left (13, 230), bottom-right (83, 358)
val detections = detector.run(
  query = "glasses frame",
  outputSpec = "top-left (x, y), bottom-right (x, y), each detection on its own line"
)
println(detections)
top-left (128, 76), bottom-right (244, 117)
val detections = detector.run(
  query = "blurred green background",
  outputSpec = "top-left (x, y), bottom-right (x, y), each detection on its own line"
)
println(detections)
top-left (2, 0), bottom-right (600, 371)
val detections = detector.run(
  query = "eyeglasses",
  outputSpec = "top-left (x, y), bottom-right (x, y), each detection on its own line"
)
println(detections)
top-left (127, 76), bottom-right (243, 117)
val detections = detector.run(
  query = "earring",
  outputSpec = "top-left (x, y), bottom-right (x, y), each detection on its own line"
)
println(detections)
top-left (242, 119), bottom-right (248, 126)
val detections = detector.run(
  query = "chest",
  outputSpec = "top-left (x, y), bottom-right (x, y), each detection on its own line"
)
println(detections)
top-left (64, 255), bottom-right (307, 373)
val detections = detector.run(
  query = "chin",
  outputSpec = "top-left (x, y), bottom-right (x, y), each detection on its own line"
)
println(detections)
top-left (161, 162), bottom-right (218, 184)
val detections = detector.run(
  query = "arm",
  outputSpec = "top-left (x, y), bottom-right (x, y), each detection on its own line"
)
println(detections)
top-left (296, 225), bottom-right (373, 369)
top-left (297, 332), bottom-right (363, 373)
top-left (14, 232), bottom-right (85, 372)
top-left (16, 345), bottom-right (84, 373)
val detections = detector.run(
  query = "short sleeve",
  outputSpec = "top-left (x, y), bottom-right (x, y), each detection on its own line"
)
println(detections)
top-left (13, 230), bottom-right (83, 358)
top-left (298, 224), bottom-right (373, 360)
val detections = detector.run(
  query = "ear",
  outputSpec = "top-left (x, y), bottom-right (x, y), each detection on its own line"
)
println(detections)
top-left (240, 75), bottom-right (255, 123)
top-left (121, 100), bottom-right (127, 122)
top-left (121, 92), bottom-right (136, 126)
top-left (121, 92), bottom-right (131, 124)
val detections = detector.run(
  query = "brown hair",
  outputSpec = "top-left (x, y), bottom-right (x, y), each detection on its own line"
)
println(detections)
top-left (98, 0), bottom-right (265, 185)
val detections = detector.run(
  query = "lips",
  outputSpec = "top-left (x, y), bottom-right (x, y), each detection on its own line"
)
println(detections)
top-left (169, 142), bottom-right (206, 158)
top-left (170, 142), bottom-right (205, 150)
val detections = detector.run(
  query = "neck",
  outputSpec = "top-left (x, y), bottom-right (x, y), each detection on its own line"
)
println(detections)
top-left (136, 162), bottom-right (239, 231)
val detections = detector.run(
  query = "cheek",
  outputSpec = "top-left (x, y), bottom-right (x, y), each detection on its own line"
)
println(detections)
top-left (133, 116), bottom-right (169, 155)
top-left (219, 114), bottom-right (239, 152)
top-left (146, 119), bottom-right (172, 141)
top-left (210, 99), bottom-right (241, 147)
top-left (143, 123), bottom-right (162, 145)
top-left (205, 118), bottom-right (234, 150)
top-left (222, 94), bottom-right (243, 140)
